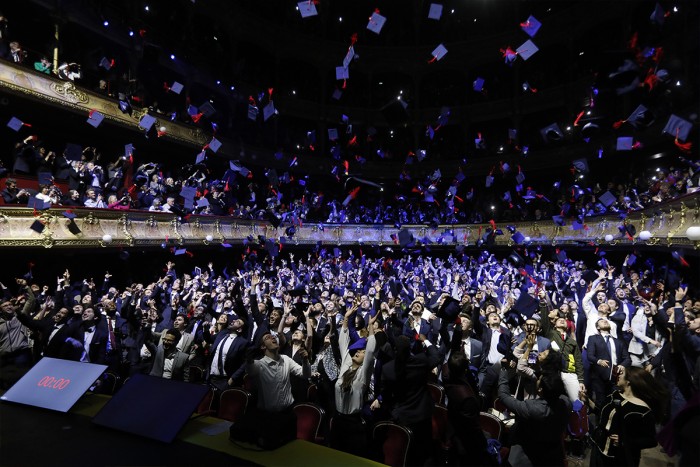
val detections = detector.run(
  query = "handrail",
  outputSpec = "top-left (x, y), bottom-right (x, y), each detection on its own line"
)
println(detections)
top-left (1, 192), bottom-right (697, 250)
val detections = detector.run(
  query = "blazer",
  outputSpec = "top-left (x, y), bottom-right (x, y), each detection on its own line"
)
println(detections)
top-left (16, 314), bottom-right (73, 359)
top-left (64, 321), bottom-right (109, 365)
top-left (208, 331), bottom-right (249, 382)
top-left (158, 330), bottom-right (196, 359)
top-left (586, 333), bottom-right (631, 381)
top-left (150, 346), bottom-right (190, 381)
top-left (381, 344), bottom-right (441, 425)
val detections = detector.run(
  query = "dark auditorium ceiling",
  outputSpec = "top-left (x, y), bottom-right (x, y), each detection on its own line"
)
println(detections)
top-left (6, 0), bottom-right (700, 189)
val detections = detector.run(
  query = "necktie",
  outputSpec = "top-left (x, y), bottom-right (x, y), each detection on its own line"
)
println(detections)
top-left (605, 335), bottom-right (614, 379)
top-left (216, 337), bottom-right (227, 375)
top-left (107, 319), bottom-right (117, 352)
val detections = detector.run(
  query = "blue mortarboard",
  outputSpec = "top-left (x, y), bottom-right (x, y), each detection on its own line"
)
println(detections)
top-left (627, 253), bottom-right (637, 266)
top-left (124, 144), bottom-right (134, 158)
top-left (263, 102), bottom-right (276, 121)
top-left (521, 15), bottom-right (542, 37)
top-left (367, 11), bottom-right (386, 34)
top-left (514, 292), bottom-right (539, 318)
top-left (516, 39), bottom-right (539, 61)
top-left (97, 57), bottom-right (113, 71)
top-left (62, 211), bottom-right (77, 220)
top-left (332, 89), bottom-right (342, 100)
top-left (541, 123), bottom-right (564, 142)
top-left (328, 128), bottom-right (338, 141)
top-left (169, 82), bottom-right (184, 94)
top-left (196, 198), bottom-right (209, 208)
top-left (187, 105), bottom-right (199, 116)
top-left (572, 221), bottom-right (584, 231)
top-left (626, 105), bottom-right (654, 129)
top-left (650, 3), bottom-right (665, 25)
top-left (208, 138), bottom-right (222, 153)
top-left (174, 248), bottom-right (187, 256)
top-left (139, 114), bottom-right (156, 131)
top-left (66, 217), bottom-right (81, 235)
top-left (552, 215), bottom-right (566, 226)
top-left (473, 77), bottom-right (485, 92)
top-left (512, 231), bottom-right (525, 244)
top-left (87, 111), bottom-right (104, 128)
top-left (229, 160), bottom-right (251, 177)
top-left (426, 126), bottom-right (435, 140)
top-left (431, 44), bottom-right (448, 61)
top-left (428, 3), bottom-right (443, 20)
top-left (247, 104), bottom-right (258, 120)
top-left (515, 171), bottom-right (526, 184)
top-left (118, 99), bottom-right (131, 114)
top-left (662, 114), bottom-right (692, 142)
top-left (199, 102), bottom-right (216, 118)
top-left (572, 158), bottom-right (589, 174)
top-left (616, 136), bottom-right (634, 151)
top-left (179, 186), bottom-right (196, 200)
top-left (599, 191), bottom-right (616, 207)
top-left (28, 197), bottom-right (51, 211)
top-left (195, 151), bottom-right (206, 164)
top-left (335, 66), bottom-right (349, 81)
top-left (298, 1), bottom-right (318, 18)
top-left (7, 117), bottom-right (25, 132)
top-left (348, 337), bottom-right (367, 350)
top-left (30, 219), bottom-right (46, 233)
top-left (485, 175), bottom-right (494, 188)
top-left (343, 47), bottom-right (355, 69)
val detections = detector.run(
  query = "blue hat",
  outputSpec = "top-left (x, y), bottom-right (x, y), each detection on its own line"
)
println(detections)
top-left (348, 338), bottom-right (367, 351)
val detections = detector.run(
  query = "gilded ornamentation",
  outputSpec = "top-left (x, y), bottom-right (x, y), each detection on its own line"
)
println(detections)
top-left (118, 214), bottom-right (134, 246)
top-left (145, 216), bottom-right (158, 228)
top-left (49, 81), bottom-right (89, 104)
top-left (170, 217), bottom-right (184, 244)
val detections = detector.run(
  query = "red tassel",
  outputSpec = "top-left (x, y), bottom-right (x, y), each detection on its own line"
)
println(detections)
top-left (612, 120), bottom-right (625, 129)
top-left (192, 113), bottom-right (204, 123)
top-left (675, 140), bottom-right (692, 153)
top-left (573, 111), bottom-right (585, 127)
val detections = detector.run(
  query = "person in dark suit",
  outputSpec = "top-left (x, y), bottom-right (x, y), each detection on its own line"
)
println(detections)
top-left (380, 334), bottom-right (441, 467)
top-left (586, 318), bottom-right (632, 405)
top-left (402, 299), bottom-right (441, 345)
top-left (149, 329), bottom-right (190, 381)
top-left (1, 178), bottom-right (30, 204)
top-left (16, 306), bottom-right (73, 359)
top-left (207, 314), bottom-right (249, 392)
top-left (472, 307), bottom-right (512, 390)
top-left (498, 363), bottom-right (572, 466)
top-left (64, 307), bottom-right (108, 364)
top-left (439, 313), bottom-right (484, 380)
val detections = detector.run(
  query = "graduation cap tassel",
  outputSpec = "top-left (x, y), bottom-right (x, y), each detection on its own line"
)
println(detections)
top-left (163, 82), bottom-right (171, 92)
top-left (612, 119), bottom-right (626, 129)
top-left (675, 128), bottom-right (693, 152)
top-left (573, 111), bottom-right (585, 127)
top-left (191, 113), bottom-right (204, 123)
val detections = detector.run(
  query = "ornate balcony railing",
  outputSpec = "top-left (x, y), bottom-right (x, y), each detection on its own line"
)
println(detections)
top-left (1, 192), bottom-right (698, 251)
